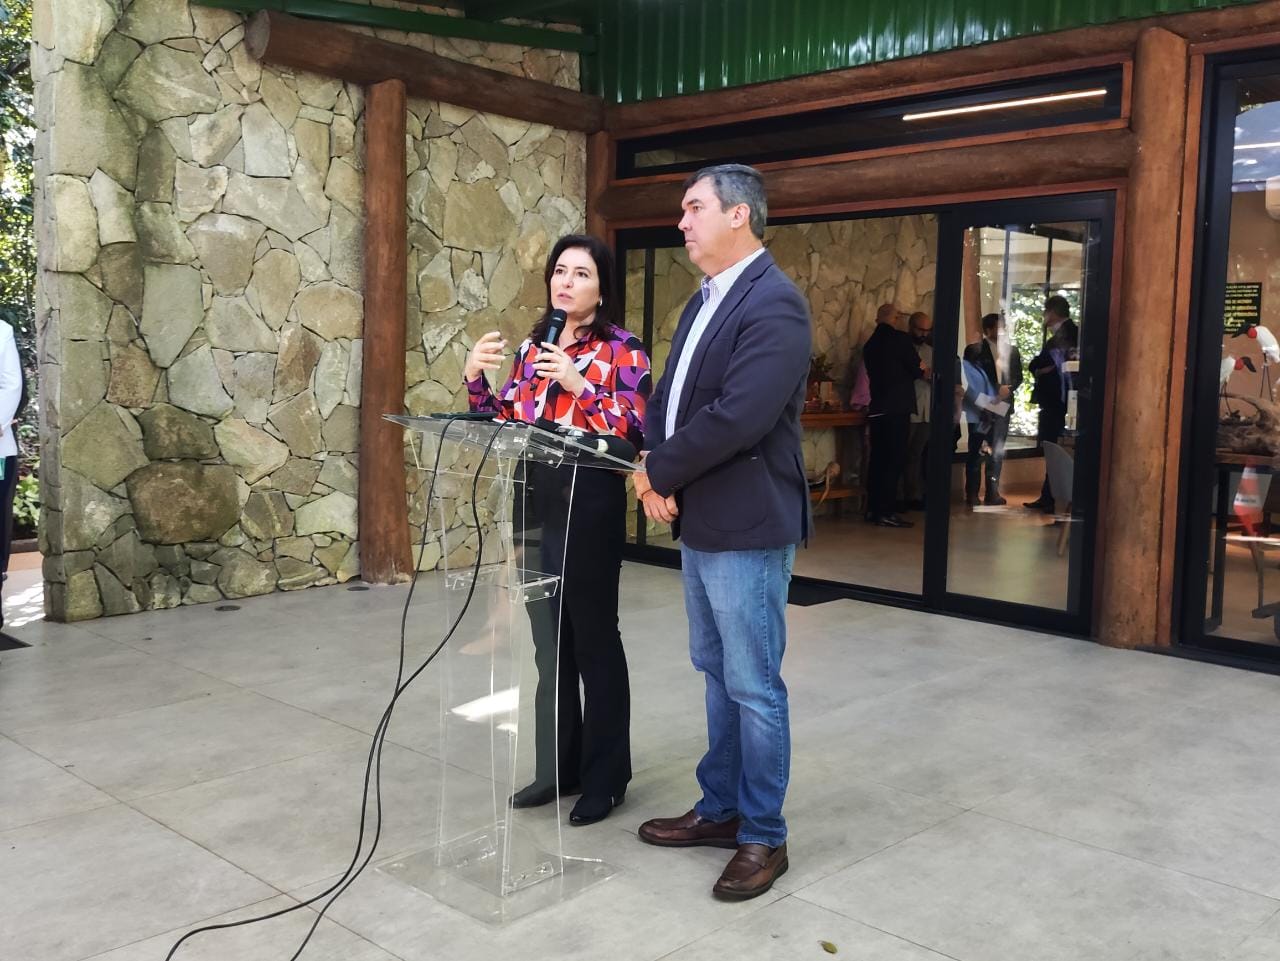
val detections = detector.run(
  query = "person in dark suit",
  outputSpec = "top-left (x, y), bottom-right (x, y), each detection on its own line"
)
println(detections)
top-left (632, 164), bottom-right (810, 901)
top-left (862, 303), bottom-right (926, 527)
top-left (962, 313), bottom-right (1023, 507)
top-left (1025, 295), bottom-right (1079, 512)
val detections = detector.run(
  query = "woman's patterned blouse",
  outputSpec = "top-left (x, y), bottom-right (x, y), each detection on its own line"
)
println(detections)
top-left (466, 325), bottom-right (652, 448)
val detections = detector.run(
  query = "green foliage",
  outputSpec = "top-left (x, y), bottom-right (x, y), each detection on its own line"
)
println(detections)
top-left (12, 457), bottom-right (36, 536)
top-left (0, 1), bottom-right (36, 531)
top-left (0, 0), bottom-right (33, 343)
top-left (1004, 285), bottom-right (1082, 437)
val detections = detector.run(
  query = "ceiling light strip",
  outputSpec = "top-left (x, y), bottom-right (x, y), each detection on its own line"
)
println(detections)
top-left (903, 88), bottom-right (1109, 122)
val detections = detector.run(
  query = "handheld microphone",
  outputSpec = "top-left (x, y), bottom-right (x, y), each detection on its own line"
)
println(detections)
top-left (534, 309), bottom-right (568, 382)
top-left (558, 427), bottom-right (638, 464)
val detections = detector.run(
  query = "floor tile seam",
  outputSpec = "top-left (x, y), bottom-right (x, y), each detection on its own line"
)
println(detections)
top-left (126, 802), bottom-right (295, 901)
top-left (122, 741), bottom-right (382, 805)
top-left (71, 894), bottom-right (286, 961)
top-left (248, 660), bottom-right (451, 745)
top-left (647, 892), bottom-right (798, 961)
top-left (0, 685), bottom-right (250, 740)
top-left (0, 794), bottom-right (119, 834)
top-left (6, 717), bottom-right (363, 797)
top-left (1223, 902), bottom-right (1280, 955)
top-left (781, 807), bottom-right (971, 898)
top-left (800, 769), bottom-right (975, 815)
top-left (0, 734), bottom-right (128, 800)
top-left (110, 642), bottom-right (389, 694)
top-left (783, 890), bottom-right (968, 961)
top-left (965, 808), bottom-right (1280, 905)
top-left (789, 651), bottom-right (1060, 728)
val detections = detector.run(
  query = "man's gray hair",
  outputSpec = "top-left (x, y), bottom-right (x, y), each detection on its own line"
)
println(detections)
top-left (684, 163), bottom-right (768, 240)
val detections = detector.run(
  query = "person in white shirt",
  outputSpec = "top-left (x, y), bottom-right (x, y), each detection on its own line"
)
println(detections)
top-left (0, 320), bottom-right (24, 631)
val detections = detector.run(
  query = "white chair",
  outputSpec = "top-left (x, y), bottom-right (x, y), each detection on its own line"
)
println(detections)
top-left (1042, 441), bottom-right (1074, 556)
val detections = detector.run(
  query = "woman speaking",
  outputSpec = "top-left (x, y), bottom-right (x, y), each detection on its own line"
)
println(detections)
top-left (464, 234), bottom-right (651, 826)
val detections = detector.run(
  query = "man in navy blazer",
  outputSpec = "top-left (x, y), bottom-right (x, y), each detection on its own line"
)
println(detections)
top-left (633, 164), bottom-right (811, 900)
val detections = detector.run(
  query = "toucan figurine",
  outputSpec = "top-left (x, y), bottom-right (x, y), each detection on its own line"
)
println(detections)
top-left (1246, 324), bottom-right (1280, 398)
top-left (1221, 353), bottom-right (1258, 412)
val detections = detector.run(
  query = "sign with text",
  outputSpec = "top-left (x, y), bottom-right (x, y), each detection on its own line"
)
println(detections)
top-left (1225, 282), bottom-right (1263, 335)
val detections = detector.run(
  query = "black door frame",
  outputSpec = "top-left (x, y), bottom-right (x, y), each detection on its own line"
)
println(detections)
top-left (1177, 49), bottom-right (1280, 662)
top-left (616, 191), bottom-right (1115, 636)
top-left (926, 192), bottom-right (1116, 637)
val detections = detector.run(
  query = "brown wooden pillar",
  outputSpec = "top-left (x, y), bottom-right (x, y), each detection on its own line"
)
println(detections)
top-left (1097, 28), bottom-right (1190, 647)
top-left (586, 131), bottom-right (612, 240)
top-left (359, 79), bottom-right (413, 583)
top-left (961, 228), bottom-right (983, 346)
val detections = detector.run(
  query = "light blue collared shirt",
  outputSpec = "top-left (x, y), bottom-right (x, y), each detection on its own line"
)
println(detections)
top-left (664, 247), bottom-right (767, 441)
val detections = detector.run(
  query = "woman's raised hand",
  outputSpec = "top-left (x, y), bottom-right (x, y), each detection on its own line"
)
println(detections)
top-left (464, 330), bottom-right (505, 381)
top-left (533, 341), bottom-right (587, 395)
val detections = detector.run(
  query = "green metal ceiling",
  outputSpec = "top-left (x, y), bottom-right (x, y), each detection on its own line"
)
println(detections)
top-left (587, 0), bottom-right (1267, 103)
top-left (201, 1), bottom-right (1269, 103)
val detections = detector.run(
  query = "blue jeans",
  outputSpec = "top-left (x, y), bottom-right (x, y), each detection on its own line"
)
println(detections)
top-left (681, 544), bottom-right (794, 848)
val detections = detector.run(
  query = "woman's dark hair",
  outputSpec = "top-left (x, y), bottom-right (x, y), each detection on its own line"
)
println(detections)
top-left (529, 233), bottom-right (622, 345)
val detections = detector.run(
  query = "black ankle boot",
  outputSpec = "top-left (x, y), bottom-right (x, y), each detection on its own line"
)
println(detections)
top-left (568, 791), bottom-right (625, 826)
top-left (510, 780), bottom-right (581, 809)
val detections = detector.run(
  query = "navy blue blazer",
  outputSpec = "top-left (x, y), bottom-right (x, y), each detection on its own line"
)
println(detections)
top-left (643, 250), bottom-right (812, 552)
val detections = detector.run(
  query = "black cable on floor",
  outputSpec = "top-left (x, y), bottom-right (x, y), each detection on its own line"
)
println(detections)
top-left (166, 416), bottom-right (510, 961)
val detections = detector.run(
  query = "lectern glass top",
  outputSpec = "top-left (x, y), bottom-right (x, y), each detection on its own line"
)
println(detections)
top-left (386, 415), bottom-right (639, 472)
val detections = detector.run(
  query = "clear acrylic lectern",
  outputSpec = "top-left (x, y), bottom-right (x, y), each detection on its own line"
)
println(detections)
top-left (378, 415), bottom-right (637, 923)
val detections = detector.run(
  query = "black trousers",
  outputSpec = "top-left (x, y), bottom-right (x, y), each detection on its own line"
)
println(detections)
top-left (965, 418), bottom-right (1007, 500)
top-left (522, 462), bottom-right (631, 797)
top-left (1037, 408), bottom-right (1066, 503)
top-left (0, 455), bottom-right (17, 576)
top-left (868, 413), bottom-right (910, 517)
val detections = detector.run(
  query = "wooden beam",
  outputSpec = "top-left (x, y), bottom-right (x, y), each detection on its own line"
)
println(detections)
top-left (596, 129), bottom-right (1134, 224)
top-left (585, 130), bottom-right (611, 239)
top-left (602, 0), bottom-right (1280, 136)
top-left (359, 79), bottom-right (413, 584)
top-left (606, 53), bottom-right (1132, 139)
top-left (1097, 28), bottom-right (1191, 649)
top-left (245, 10), bottom-right (603, 133)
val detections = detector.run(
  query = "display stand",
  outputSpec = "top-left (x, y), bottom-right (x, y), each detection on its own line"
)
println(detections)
top-left (378, 415), bottom-right (636, 923)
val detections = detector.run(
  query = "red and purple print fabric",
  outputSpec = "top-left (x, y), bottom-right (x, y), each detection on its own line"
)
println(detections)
top-left (466, 325), bottom-right (652, 448)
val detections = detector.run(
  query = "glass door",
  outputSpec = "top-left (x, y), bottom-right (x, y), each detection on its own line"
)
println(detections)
top-left (925, 194), bottom-right (1115, 634)
top-left (1182, 54), bottom-right (1280, 660)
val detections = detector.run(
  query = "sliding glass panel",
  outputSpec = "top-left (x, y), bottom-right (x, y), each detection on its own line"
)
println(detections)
top-left (1197, 67), bottom-right (1280, 648)
top-left (945, 219), bottom-right (1098, 614)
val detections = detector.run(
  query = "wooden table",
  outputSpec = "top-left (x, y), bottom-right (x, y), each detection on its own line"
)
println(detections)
top-left (801, 410), bottom-right (867, 511)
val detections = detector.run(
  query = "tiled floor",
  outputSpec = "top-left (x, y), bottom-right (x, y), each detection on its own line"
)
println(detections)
top-left (4, 561), bottom-right (1280, 961)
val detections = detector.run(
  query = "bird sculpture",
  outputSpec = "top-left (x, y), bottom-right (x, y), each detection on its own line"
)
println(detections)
top-left (1247, 324), bottom-right (1280, 398)
top-left (1222, 352), bottom-right (1258, 413)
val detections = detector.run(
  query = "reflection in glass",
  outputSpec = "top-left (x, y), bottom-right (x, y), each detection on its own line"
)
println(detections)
top-left (1203, 76), bottom-right (1280, 647)
top-left (624, 216), bottom-right (940, 597)
top-left (946, 222), bottom-right (1090, 612)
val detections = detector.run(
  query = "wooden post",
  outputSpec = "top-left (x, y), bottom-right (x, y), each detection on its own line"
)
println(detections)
top-left (961, 228), bottom-right (983, 346)
top-left (586, 131), bottom-right (612, 239)
top-left (359, 79), bottom-right (412, 584)
top-left (1097, 28), bottom-right (1190, 648)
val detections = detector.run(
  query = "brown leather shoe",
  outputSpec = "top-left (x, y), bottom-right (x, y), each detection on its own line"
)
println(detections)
top-left (712, 843), bottom-right (788, 900)
top-left (637, 809), bottom-right (741, 848)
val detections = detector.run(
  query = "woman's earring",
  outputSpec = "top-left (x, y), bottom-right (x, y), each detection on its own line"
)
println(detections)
top-left (598, 298), bottom-right (603, 307)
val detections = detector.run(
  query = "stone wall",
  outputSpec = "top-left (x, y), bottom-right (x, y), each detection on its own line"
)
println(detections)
top-left (400, 97), bottom-right (584, 571)
top-left (32, 0), bottom-right (582, 619)
top-left (624, 215), bottom-right (937, 497)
